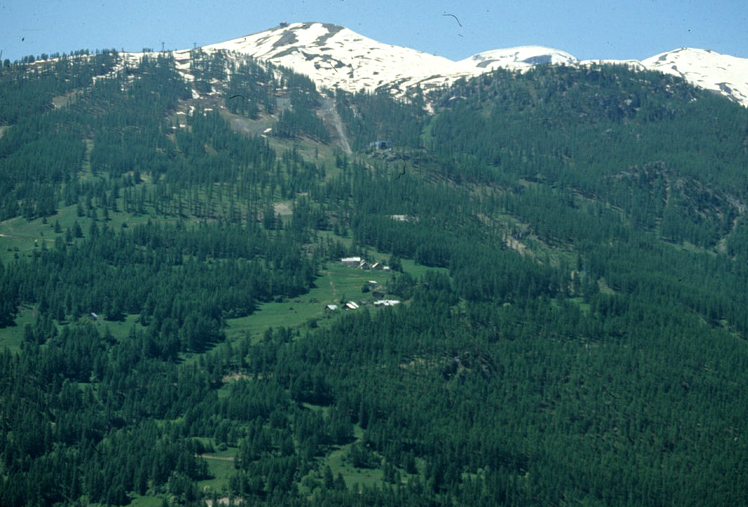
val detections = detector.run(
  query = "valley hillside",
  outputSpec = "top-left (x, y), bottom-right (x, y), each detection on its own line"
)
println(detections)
top-left (1, 24), bottom-right (748, 507)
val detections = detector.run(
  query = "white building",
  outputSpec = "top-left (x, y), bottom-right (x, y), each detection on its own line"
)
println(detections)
top-left (373, 300), bottom-right (400, 307)
top-left (341, 257), bottom-right (362, 267)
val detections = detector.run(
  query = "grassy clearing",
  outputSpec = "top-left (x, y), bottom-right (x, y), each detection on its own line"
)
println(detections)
top-left (0, 217), bottom-right (444, 353)
top-left (223, 256), bottom-right (408, 343)
top-left (1, 203), bottom-right (447, 353)
top-left (198, 446), bottom-right (238, 494)
top-left (123, 432), bottom-right (236, 506)
top-left (294, 408), bottom-right (410, 490)
top-left (98, 314), bottom-right (146, 341)
top-left (666, 239), bottom-right (718, 257)
top-left (316, 229), bottom-right (448, 278)
top-left (320, 423), bottom-right (418, 490)
top-left (0, 200), bottom-right (128, 264)
top-left (325, 445), bottom-right (384, 489)
top-left (128, 496), bottom-right (164, 507)
top-left (0, 215), bottom-right (63, 264)
top-left (0, 306), bottom-right (34, 352)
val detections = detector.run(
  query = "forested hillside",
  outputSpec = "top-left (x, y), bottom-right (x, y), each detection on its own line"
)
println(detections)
top-left (1, 49), bottom-right (748, 507)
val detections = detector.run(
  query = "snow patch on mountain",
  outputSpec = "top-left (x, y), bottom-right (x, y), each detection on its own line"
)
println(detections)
top-left (189, 22), bottom-right (748, 107)
top-left (462, 46), bottom-right (578, 70)
top-left (198, 23), bottom-right (581, 96)
top-left (642, 48), bottom-right (748, 106)
top-left (202, 22), bottom-right (458, 95)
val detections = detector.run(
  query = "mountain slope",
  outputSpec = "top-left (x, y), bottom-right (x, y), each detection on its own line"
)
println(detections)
top-left (642, 48), bottom-right (748, 106)
top-left (201, 22), bottom-right (458, 94)
top-left (3, 34), bottom-right (748, 507)
top-left (198, 23), bottom-right (590, 95)
top-left (195, 22), bottom-right (748, 106)
top-left (461, 46), bottom-right (578, 69)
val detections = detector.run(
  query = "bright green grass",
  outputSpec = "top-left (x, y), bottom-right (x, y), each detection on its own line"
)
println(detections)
top-left (223, 299), bottom-right (324, 343)
top-left (322, 421), bottom-right (420, 489)
top-left (0, 215), bottom-right (62, 264)
top-left (98, 314), bottom-right (146, 341)
top-left (320, 421), bottom-right (420, 490)
top-left (198, 450), bottom-right (237, 494)
top-left (0, 306), bottom-right (34, 352)
top-left (400, 257), bottom-right (449, 279)
top-left (667, 239), bottom-right (718, 256)
top-left (128, 496), bottom-right (164, 507)
top-left (316, 230), bottom-right (448, 278)
top-left (223, 261), bottom-right (401, 343)
top-left (0, 201), bottom-right (122, 264)
top-left (325, 446), bottom-right (385, 489)
top-left (0, 171), bottom-right (229, 261)
top-left (192, 443), bottom-right (238, 496)
top-left (1, 205), bottom-right (448, 352)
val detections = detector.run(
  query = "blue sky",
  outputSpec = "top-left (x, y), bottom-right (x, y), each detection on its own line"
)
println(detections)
top-left (3, 0), bottom-right (747, 63)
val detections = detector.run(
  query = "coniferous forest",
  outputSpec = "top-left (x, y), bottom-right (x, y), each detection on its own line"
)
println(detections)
top-left (1, 48), bottom-right (748, 506)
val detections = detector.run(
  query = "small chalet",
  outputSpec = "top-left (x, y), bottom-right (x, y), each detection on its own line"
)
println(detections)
top-left (373, 300), bottom-right (400, 307)
top-left (341, 256), bottom-right (362, 267)
top-left (325, 304), bottom-right (339, 312)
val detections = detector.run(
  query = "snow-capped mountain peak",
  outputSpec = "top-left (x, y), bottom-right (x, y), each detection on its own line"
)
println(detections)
top-left (187, 22), bottom-right (748, 106)
top-left (202, 22), bottom-right (458, 94)
top-left (642, 48), bottom-right (748, 106)
top-left (461, 46), bottom-right (578, 70)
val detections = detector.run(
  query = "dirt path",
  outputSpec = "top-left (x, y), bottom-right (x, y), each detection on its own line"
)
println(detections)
top-left (321, 269), bottom-right (338, 300)
top-left (198, 454), bottom-right (235, 462)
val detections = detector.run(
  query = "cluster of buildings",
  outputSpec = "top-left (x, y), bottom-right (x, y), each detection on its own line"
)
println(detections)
top-left (340, 256), bottom-right (391, 272)
top-left (325, 257), bottom-right (400, 312)
top-left (325, 299), bottom-right (400, 312)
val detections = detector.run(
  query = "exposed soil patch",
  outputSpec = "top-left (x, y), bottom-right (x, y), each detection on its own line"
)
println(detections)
top-left (319, 96), bottom-right (352, 154)
top-left (274, 202), bottom-right (293, 216)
